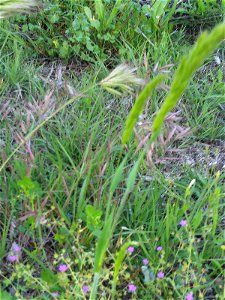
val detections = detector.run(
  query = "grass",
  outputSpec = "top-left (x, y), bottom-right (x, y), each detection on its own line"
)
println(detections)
top-left (0, 1), bottom-right (225, 299)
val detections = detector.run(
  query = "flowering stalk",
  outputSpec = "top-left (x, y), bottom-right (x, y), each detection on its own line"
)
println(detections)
top-left (122, 74), bottom-right (166, 144)
top-left (150, 22), bottom-right (225, 142)
top-left (100, 64), bottom-right (144, 96)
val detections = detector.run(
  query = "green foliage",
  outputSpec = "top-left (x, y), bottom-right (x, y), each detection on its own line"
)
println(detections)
top-left (17, 176), bottom-right (41, 209)
top-left (91, 213), bottom-right (113, 299)
top-left (141, 0), bottom-right (178, 34)
top-left (17, 176), bottom-right (41, 198)
top-left (9, 0), bottom-right (131, 61)
top-left (0, 289), bottom-right (15, 300)
top-left (5, 0), bottom-right (182, 61)
top-left (93, 213), bottom-right (113, 273)
top-left (40, 268), bottom-right (59, 291)
top-left (173, 0), bottom-right (224, 27)
top-left (85, 205), bottom-right (103, 236)
top-left (1, 0), bottom-right (224, 61)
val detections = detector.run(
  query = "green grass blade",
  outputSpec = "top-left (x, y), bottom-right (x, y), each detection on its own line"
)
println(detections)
top-left (93, 213), bottom-right (113, 273)
top-left (90, 213), bottom-right (113, 299)
top-left (106, 0), bottom-right (123, 29)
top-left (76, 169), bottom-right (92, 219)
top-left (113, 152), bottom-right (144, 229)
top-left (105, 156), bottom-right (127, 220)
top-left (122, 74), bottom-right (166, 144)
top-left (94, 0), bottom-right (104, 22)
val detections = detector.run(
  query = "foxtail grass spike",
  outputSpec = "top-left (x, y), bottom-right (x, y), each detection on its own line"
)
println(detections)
top-left (151, 22), bottom-right (225, 142)
top-left (122, 74), bottom-right (166, 144)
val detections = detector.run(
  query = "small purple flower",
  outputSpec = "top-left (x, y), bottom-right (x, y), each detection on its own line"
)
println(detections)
top-left (127, 246), bottom-right (135, 253)
top-left (128, 284), bottom-right (137, 293)
top-left (51, 292), bottom-right (59, 297)
top-left (12, 244), bottom-right (21, 253)
top-left (180, 219), bottom-right (187, 226)
top-left (142, 259), bottom-right (149, 265)
top-left (157, 271), bottom-right (165, 279)
top-left (82, 285), bottom-right (89, 294)
top-left (58, 264), bottom-right (68, 272)
top-left (156, 246), bottom-right (162, 251)
top-left (7, 255), bottom-right (17, 262)
top-left (186, 292), bottom-right (194, 300)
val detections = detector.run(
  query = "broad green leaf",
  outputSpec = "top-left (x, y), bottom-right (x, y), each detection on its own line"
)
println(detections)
top-left (151, 0), bottom-right (169, 19)
top-left (41, 268), bottom-right (59, 290)
top-left (84, 6), bottom-right (92, 21)
top-left (85, 205), bottom-right (103, 235)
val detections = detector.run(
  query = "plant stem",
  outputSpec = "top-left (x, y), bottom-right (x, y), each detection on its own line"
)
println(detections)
top-left (89, 272), bottom-right (100, 300)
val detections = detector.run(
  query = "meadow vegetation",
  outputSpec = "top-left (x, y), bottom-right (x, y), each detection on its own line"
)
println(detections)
top-left (0, 1), bottom-right (225, 299)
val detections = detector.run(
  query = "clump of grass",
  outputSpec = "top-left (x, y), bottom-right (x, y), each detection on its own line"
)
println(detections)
top-left (0, 64), bottom-right (143, 173)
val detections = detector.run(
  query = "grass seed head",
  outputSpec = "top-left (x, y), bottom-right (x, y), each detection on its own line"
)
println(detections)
top-left (100, 64), bottom-right (144, 96)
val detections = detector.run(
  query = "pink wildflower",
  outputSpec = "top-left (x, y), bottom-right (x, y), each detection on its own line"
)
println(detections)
top-left (180, 219), bottom-right (187, 226)
top-left (142, 259), bottom-right (149, 265)
top-left (58, 264), bottom-right (68, 272)
top-left (82, 285), bottom-right (89, 294)
top-left (12, 243), bottom-right (21, 253)
top-left (7, 255), bottom-right (17, 262)
top-left (127, 246), bottom-right (135, 253)
top-left (157, 271), bottom-right (165, 279)
top-left (186, 292), bottom-right (194, 300)
top-left (156, 246), bottom-right (162, 251)
top-left (128, 284), bottom-right (137, 293)
top-left (51, 292), bottom-right (59, 297)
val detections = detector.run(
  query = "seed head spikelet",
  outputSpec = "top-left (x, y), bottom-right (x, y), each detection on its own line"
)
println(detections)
top-left (151, 22), bottom-right (225, 141)
top-left (100, 64), bottom-right (144, 96)
top-left (122, 74), bottom-right (166, 144)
